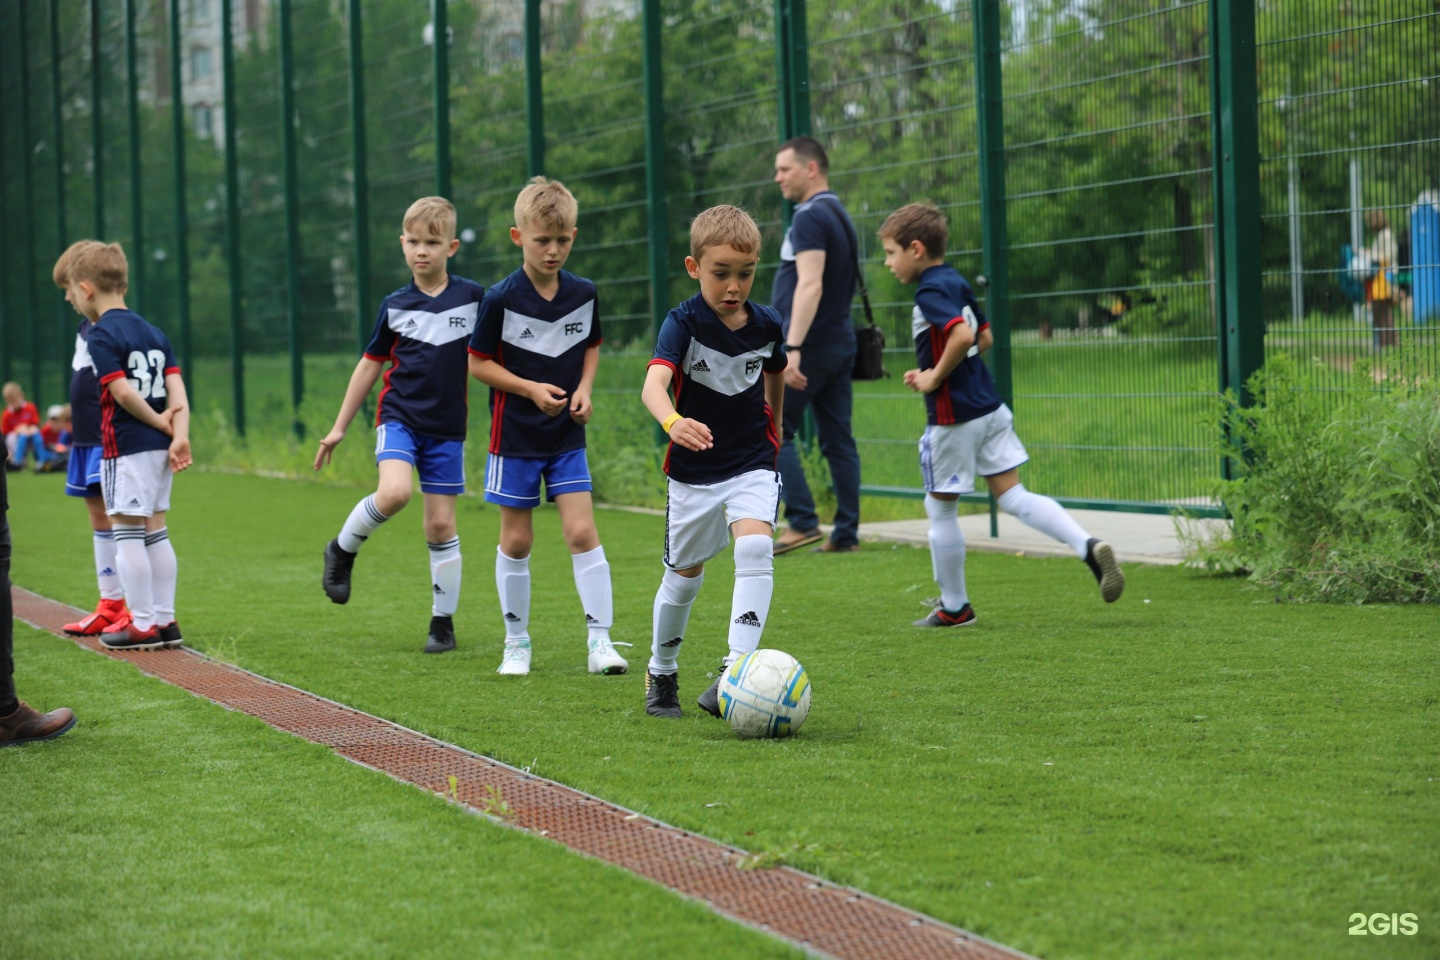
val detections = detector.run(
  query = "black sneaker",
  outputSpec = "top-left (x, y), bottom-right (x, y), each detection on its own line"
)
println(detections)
top-left (323, 539), bottom-right (356, 605)
top-left (913, 603), bottom-right (977, 627)
top-left (157, 622), bottom-right (184, 648)
top-left (1083, 538), bottom-right (1125, 603)
top-left (645, 671), bottom-right (681, 718)
top-left (696, 668), bottom-right (724, 718)
top-left (424, 615), bottom-right (456, 654)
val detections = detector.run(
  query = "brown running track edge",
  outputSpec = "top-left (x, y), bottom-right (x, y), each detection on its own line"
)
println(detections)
top-left (14, 586), bottom-right (1036, 960)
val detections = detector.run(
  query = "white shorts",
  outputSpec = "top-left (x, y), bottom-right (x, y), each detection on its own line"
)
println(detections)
top-left (101, 449), bottom-right (174, 517)
top-left (920, 404), bottom-right (1029, 494)
top-left (664, 469), bottom-right (781, 570)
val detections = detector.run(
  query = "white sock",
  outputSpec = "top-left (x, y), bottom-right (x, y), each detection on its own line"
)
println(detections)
top-left (113, 525), bottom-right (155, 629)
top-left (925, 496), bottom-right (968, 610)
top-left (93, 530), bottom-right (122, 600)
top-left (496, 548), bottom-right (531, 642)
top-left (572, 545), bottom-right (613, 643)
top-left (145, 528), bottom-right (178, 626)
top-left (997, 483), bottom-right (1091, 557)
top-left (649, 568), bottom-right (703, 675)
top-left (429, 537), bottom-right (461, 617)
top-left (726, 535), bottom-right (773, 662)
top-left (337, 494), bottom-right (391, 554)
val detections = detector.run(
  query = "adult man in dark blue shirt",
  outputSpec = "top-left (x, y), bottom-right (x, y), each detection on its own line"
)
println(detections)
top-left (771, 137), bottom-right (862, 554)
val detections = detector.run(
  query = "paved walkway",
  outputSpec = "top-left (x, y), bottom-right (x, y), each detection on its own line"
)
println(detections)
top-left (855, 509), bottom-right (1227, 566)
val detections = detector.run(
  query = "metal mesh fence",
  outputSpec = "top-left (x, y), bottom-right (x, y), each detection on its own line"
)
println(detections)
top-left (2, 0), bottom-right (1435, 513)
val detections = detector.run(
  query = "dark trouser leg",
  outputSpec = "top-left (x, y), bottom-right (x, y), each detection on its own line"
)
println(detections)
top-left (778, 382), bottom-right (819, 533)
top-left (809, 346), bottom-right (861, 547)
top-left (1, 522), bottom-right (15, 713)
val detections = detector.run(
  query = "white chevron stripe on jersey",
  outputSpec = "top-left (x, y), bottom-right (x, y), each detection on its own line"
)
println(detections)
top-left (72, 332), bottom-right (92, 371)
top-left (500, 302), bottom-right (594, 356)
top-left (912, 303), bottom-right (981, 359)
top-left (387, 303), bottom-right (479, 346)
top-left (681, 339), bottom-right (775, 397)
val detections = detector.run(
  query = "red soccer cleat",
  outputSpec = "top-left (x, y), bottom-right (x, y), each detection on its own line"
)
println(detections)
top-left (63, 598), bottom-right (130, 637)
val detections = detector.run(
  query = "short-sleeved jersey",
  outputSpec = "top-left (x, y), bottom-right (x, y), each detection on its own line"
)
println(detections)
top-left (69, 318), bottom-right (103, 447)
top-left (364, 276), bottom-right (484, 442)
top-left (649, 295), bottom-right (787, 485)
top-left (87, 309), bottom-right (181, 458)
top-left (911, 264), bottom-right (1001, 426)
top-left (770, 190), bottom-right (858, 349)
top-left (1, 402), bottom-right (40, 436)
top-left (467, 268), bottom-right (602, 458)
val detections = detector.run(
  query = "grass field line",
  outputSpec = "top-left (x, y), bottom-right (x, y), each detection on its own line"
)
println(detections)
top-left (11, 585), bottom-right (1036, 960)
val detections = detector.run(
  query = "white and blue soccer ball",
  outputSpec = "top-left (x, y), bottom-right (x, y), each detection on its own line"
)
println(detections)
top-left (718, 649), bottom-right (812, 739)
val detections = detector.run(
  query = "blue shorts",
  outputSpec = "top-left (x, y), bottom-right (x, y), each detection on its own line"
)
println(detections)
top-left (375, 422), bottom-right (466, 495)
top-left (66, 445), bottom-right (104, 498)
top-left (484, 448), bottom-right (592, 508)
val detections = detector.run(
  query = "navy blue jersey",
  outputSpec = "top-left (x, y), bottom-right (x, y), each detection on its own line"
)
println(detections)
top-left (364, 276), bottom-right (483, 442)
top-left (87, 309), bottom-right (181, 459)
top-left (770, 190), bottom-right (858, 349)
top-left (911, 264), bottom-right (1001, 425)
top-left (69, 317), bottom-right (103, 447)
top-left (467, 268), bottom-right (602, 457)
top-left (649, 295), bottom-right (787, 484)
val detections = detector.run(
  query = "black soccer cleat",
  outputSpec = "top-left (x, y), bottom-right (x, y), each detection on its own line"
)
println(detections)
top-left (645, 671), bottom-right (682, 718)
top-left (157, 622), bottom-right (184, 649)
top-left (323, 539), bottom-right (357, 605)
top-left (696, 664), bottom-right (725, 719)
top-left (1083, 538), bottom-right (1125, 603)
top-left (913, 603), bottom-right (977, 628)
top-left (424, 615), bottom-right (456, 654)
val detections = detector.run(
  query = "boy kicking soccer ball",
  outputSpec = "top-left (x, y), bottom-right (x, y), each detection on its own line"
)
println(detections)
top-left (640, 205), bottom-right (787, 718)
top-left (878, 203), bottom-right (1124, 626)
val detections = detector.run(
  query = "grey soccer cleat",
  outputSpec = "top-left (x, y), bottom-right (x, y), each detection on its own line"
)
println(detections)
top-left (323, 539), bottom-right (357, 605)
top-left (424, 615), bottom-right (456, 654)
top-left (1083, 538), bottom-right (1125, 603)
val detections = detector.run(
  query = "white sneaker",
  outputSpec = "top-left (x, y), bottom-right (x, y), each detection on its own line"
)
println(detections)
top-left (497, 640), bottom-right (532, 676)
top-left (587, 636), bottom-right (629, 676)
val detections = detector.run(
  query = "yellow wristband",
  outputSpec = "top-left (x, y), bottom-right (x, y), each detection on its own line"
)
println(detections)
top-left (661, 412), bottom-right (683, 434)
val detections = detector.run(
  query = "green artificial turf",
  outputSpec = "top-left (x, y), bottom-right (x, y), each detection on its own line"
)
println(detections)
top-left (6, 470), bottom-right (1438, 959)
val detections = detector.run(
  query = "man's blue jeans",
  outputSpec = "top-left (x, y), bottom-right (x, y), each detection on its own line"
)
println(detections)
top-left (777, 342), bottom-right (861, 548)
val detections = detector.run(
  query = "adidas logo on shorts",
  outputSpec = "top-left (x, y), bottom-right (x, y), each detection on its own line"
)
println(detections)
top-left (660, 636), bottom-right (683, 648)
top-left (505, 612), bottom-right (521, 623)
top-left (733, 611), bottom-right (761, 627)
top-left (125, 498), bottom-right (142, 508)
top-left (690, 359), bottom-right (711, 373)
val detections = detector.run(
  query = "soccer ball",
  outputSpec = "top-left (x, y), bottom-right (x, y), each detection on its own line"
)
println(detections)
top-left (718, 649), bottom-right (812, 739)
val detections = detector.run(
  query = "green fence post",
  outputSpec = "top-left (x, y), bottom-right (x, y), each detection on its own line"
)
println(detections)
top-left (52, 0), bottom-right (69, 391)
top-left (347, 0), bottom-right (370, 354)
top-left (279, 0), bottom-right (304, 436)
top-left (0, 68), bottom-right (8, 387)
top-left (91, 0), bottom-right (104, 238)
top-left (642, 0), bottom-right (668, 342)
top-left (126, 0), bottom-right (144, 311)
top-left (973, 0), bottom-right (1010, 537)
top-left (1209, 0), bottom-right (1262, 477)
top-left (432, 0), bottom-right (450, 199)
top-left (169, 0), bottom-right (193, 389)
top-left (221, 0), bottom-right (245, 435)
top-left (525, 0), bottom-right (543, 177)
top-left (19, 3), bottom-right (41, 403)
top-left (786, 0), bottom-right (810, 139)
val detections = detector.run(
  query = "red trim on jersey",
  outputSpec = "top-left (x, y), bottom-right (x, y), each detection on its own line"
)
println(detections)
top-left (942, 315), bottom-right (965, 334)
top-left (762, 402), bottom-right (780, 462)
top-left (98, 370), bottom-right (127, 385)
top-left (362, 351), bottom-right (386, 363)
top-left (487, 344), bottom-right (508, 453)
top-left (929, 327), bottom-right (955, 425)
top-left (374, 347), bottom-right (398, 427)
top-left (99, 388), bottom-right (119, 458)
top-left (467, 347), bottom-right (495, 360)
top-left (163, 366), bottom-right (180, 376)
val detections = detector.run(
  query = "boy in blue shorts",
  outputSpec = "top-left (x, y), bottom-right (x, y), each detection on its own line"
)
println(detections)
top-left (468, 177), bottom-right (626, 677)
top-left (640, 205), bottom-right (787, 718)
top-left (52, 241), bottom-right (131, 637)
top-left (62, 242), bottom-right (193, 651)
top-left (315, 197), bottom-right (482, 654)
top-left (878, 203), bottom-right (1124, 626)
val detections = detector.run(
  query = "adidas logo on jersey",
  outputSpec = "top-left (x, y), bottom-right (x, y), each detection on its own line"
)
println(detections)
top-left (733, 611), bottom-right (762, 627)
top-left (505, 612), bottom-right (522, 623)
top-left (690, 359), bottom-right (711, 373)
top-left (402, 318), bottom-right (418, 330)
top-left (519, 328), bottom-right (535, 340)
top-left (660, 636), bottom-right (683, 648)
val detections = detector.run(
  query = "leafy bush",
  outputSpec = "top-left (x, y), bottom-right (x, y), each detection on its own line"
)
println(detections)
top-left (1184, 351), bottom-right (1440, 603)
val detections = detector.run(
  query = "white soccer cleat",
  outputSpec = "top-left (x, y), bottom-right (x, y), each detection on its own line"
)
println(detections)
top-left (587, 636), bottom-right (629, 676)
top-left (497, 640), bottom-right (532, 676)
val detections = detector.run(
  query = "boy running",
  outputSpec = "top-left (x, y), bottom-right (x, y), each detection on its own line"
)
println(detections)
top-left (640, 205), bottom-right (787, 718)
top-left (315, 197), bottom-right (482, 654)
top-left (878, 203), bottom-right (1124, 626)
top-left (468, 177), bottom-right (625, 677)
top-left (63, 242), bottom-right (192, 650)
